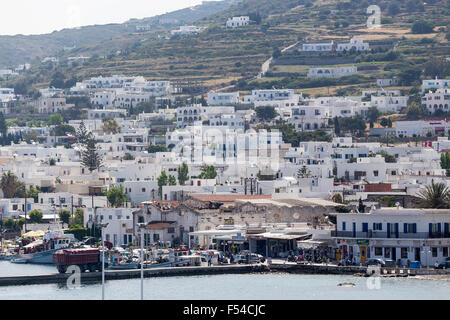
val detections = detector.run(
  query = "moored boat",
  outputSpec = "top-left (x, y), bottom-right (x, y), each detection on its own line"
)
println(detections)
top-left (10, 231), bottom-right (72, 265)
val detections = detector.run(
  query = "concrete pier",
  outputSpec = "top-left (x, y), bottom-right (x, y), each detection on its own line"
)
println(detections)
top-left (1, 263), bottom-right (447, 287)
top-left (0, 264), bottom-right (269, 287)
top-left (269, 262), bottom-right (368, 275)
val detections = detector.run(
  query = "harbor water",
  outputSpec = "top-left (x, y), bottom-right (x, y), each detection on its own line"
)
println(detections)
top-left (0, 262), bottom-right (449, 300)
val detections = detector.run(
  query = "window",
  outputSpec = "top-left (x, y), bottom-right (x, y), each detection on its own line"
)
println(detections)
top-left (153, 234), bottom-right (160, 242)
top-left (384, 247), bottom-right (391, 259)
top-left (443, 247), bottom-right (449, 257)
top-left (362, 223), bottom-right (368, 232)
top-left (109, 215), bottom-right (113, 220)
top-left (375, 247), bottom-right (382, 256)
top-left (432, 247), bottom-right (438, 258)
top-left (373, 223), bottom-right (382, 231)
top-left (138, 216), bottom-right (144, 223)
top-left (189, 227), bottom-right (194, 232)
top-left (401, 248), bottom-right (408, 259)
top-left (373, 170), bottom-right (379, 177)
top-left (168, 228), bottom-right (175, 234)
top-left (404, 223), bottom-right (417, 233)
top-left (342, 222), bottom-right (346, 231)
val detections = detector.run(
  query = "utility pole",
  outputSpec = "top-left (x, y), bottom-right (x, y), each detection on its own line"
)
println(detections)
top-left (24, 197), bottom-right (27, 233)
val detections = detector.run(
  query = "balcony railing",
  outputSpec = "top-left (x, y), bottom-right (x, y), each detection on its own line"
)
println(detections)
top-left (331, 231), bottom-right (450, 239)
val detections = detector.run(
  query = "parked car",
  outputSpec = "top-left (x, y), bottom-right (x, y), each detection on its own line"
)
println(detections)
top-left (436, 261), bottom-right (450, 269)
top-left (367, 258), bottom-right (386, 267)
top-left (82, 237), bottom-right (97, 246)
top-left (235, 252), bottom-right (264, 264)
top-left (384, 259), bottom-right (396, 268)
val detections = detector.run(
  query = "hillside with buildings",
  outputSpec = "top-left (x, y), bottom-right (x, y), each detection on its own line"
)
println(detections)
top-left (1, 0), bottom-right (448, 98)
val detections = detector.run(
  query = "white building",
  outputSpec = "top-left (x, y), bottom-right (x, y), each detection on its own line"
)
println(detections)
top-left (336, 37), bottom-right (370, 52)
top-left (243, 89), bottom-right (296, 104)
top-left (171, 26), bottom-right (203, 36)
top-left (35, 98), bottom-right (73, 114)
top-left (308, 66), bottom-right (357, 78)
top-left (91, 90), bottom-right (116, 108)
top-left (207, 92), bottom-right (240, 105)
top-left (333, 207), bottom-right (450, 267)
top-left (226, 16), bottom-right (250, 28)
top-left (289, 106), bottom-right (330, 131)
top-left (88, 109), bottom-right (127, 120)
top-left (422, 78), bottom-right (449, 93)
top-left (422, 88), bottom-right (450, 115)
top-left (377, 78), bottom-right (399, 87)
top-left (395, 120), bottom-right (450, 137)
top-left (300, 41), bottom-right (334, 52)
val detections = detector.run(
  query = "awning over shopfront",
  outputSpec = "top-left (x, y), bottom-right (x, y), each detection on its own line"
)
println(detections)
top-left (250, 233), bottom-right (309, 240)
top-left (297, 239), bottom-right (333, 248)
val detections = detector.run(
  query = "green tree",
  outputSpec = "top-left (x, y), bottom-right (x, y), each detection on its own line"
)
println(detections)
top-left (102, 119), bottom-right (121, 134)
top-left (50, 71), bottom-right (66, 89)
top-left (158, 170), bottom-right (169, 199)
top-left (58, 210), bottom-right (71, 225)
top-left (47, 113), bottom-right (64, 126)
top-left (50, 124), bottom-right (76, 137)
top-left (72, 208), bottom-right (85, 226)
top-left (256, 106), bottom-right (277, 122)
top-left (1, 171), bottom-right (26, 199)
top-left (178, 162), bottom-right (190, 185)
top-left (440, 152), bottom-right (450, 176)
top-left (29, 210), bottom-right (43, 224)
top-left (24, 131), bottom-right (38, 144)
top-left (199, 166), bottom-right (218, 180)
top-left (147, 145), bottom-right (168, 153)
top-left (334, 117), bottom-right (341, 136)
top-left (377, 151), bottom-right (397, 163)
top-left (27, 186), bottom-right (40, 203)
top-left (332, 193), bottom-right (343, 204)
top-left (107, 186), bottom-right (127, 208)
top-left (411, 21), bottom-right (434, 34)
top-left (418, 182), bottom-right (450, 209)
top-left (81, 138), bottom-right (103, 172)
top-left (0, 113), bottom-right (7, 146)
top-left (123, 153), bottom-right (135, 161)
top-left (358, 199), bottom-right (366, 213)
top-left (388, 3), bottom-right (400, 16)
top-left (76, 121), bottom-right (93, 145)
top-left (3, 218), bottom-right (15, 230)
top-left (367, 107), bottom-right (380, 123)
top-left (406, 101), bottom-right (427, 120)
top-left (168, 175), bottom-right (177, 186)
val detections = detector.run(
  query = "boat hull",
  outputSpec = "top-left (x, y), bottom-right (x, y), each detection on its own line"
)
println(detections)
top-left (108, 263), bottom-right (139, 270)
top-left (10, 249), bottom-right (59, 265)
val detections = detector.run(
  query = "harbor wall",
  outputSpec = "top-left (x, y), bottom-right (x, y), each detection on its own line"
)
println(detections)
top-left (0, 264), bottom-right (269, 287)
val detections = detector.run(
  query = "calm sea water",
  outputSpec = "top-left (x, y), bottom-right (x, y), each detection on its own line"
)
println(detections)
top-left (0, 261), bottom-right (449, 300)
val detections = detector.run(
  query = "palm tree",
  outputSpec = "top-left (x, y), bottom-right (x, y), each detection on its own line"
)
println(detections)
top-left (418, 182), bottom-right (450, 209)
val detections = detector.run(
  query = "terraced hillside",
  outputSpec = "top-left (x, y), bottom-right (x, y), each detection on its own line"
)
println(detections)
top-left (2, 0), bottom-right (449, 96)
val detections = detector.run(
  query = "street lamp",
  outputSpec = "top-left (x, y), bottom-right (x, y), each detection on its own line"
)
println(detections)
top-left (98, 223), bottom-right (109, 301)
top-left (137, 223), bottom-right (147, 301)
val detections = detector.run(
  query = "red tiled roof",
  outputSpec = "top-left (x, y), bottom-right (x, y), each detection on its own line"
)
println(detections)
top-left (190, 194), bottom-right (272, 202)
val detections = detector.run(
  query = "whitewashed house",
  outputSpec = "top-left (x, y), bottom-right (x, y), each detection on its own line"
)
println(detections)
top-left (226, 16), bottom-right (250, 28)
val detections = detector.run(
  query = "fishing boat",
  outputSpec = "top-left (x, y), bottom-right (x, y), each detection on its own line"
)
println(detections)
top-left (10, 231), bottom-right (72, 265)
top-left (107, 248), bottom-right (139, 270)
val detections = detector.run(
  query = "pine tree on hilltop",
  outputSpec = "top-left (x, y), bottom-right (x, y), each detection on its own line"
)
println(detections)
top-left (81, 138), bottom-right (103, 172)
